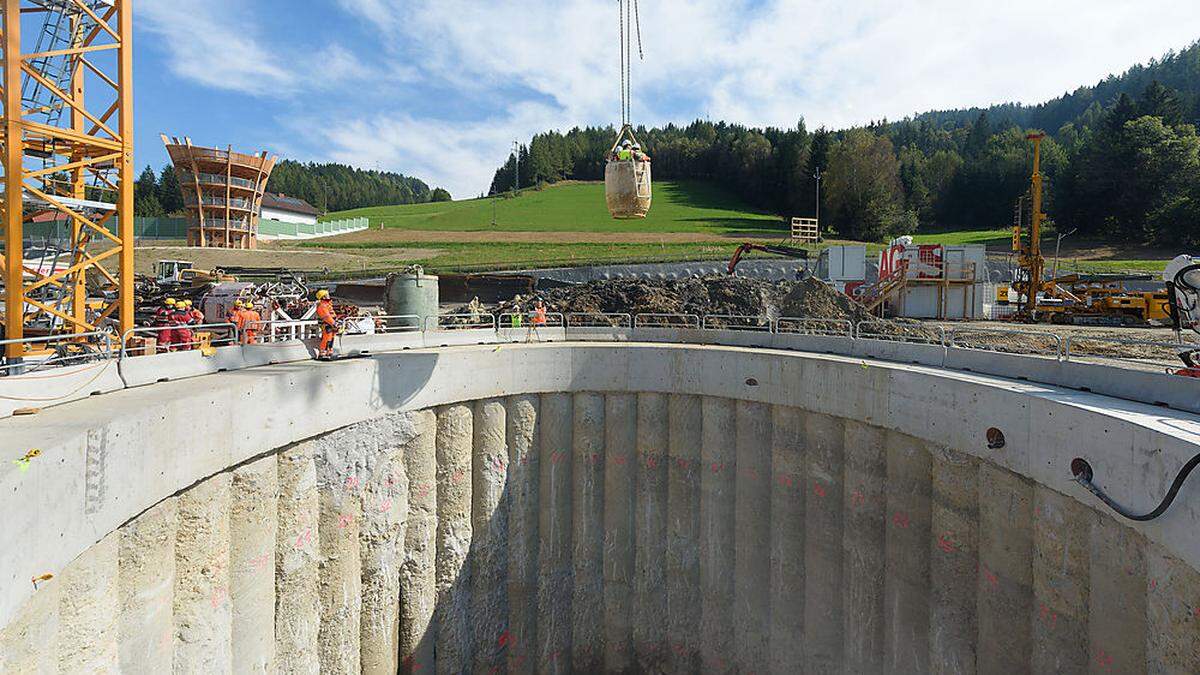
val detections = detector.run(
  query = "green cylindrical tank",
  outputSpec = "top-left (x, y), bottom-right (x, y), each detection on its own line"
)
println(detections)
top-left (384, 269), bottom-right (439, 330)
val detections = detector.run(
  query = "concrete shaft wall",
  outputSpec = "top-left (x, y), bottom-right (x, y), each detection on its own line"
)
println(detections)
top-left (6, 393), bottom-right (1198, 673)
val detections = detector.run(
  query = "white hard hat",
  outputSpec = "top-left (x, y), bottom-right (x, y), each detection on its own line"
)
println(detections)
top-left (621, 140), bottom-right (632, 147)
top-left (632, 143), bottom-right (641, 150)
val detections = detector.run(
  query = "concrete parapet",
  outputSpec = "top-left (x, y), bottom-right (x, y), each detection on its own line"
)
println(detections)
top-left (0, 358), bottom-right (123, 418)
top-left (3, 342), bottom-right (1200, 674)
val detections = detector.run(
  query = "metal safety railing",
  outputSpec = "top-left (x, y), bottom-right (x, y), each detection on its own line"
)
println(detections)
top-left (338, 314), bottom-right (422, 335)
top-left (856, 320), bottom-right (947, 346)
top-left (249, 319), bottom-right (320, 344)
top-left (498, 312), bottom-right (566, 329)
top-left (424, 314), bottom-right (496, 332)
top-left (0, 331), bottom-right (115, 376)
top-left (775, 317), bottom-right (854, 338)
top-left (634, 313), bottom-right (701, 329)
top-left (8, 308), bottom-right (1199, 383)
top-left (946, 327), bottom-right (1064, 360)
top-left (702, 314), bottom-right (773, 332)
top-left (120, 323), bottom-right (240, 358)
top-left (566, 313), bottom-right (633, 328)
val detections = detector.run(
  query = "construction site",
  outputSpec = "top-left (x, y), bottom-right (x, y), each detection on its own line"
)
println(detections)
top-left (2, 1), bottom-right (1200, 674)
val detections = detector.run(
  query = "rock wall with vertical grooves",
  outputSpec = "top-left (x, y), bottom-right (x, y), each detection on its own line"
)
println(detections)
top-left (4, 391), bottom-right (1197, 673)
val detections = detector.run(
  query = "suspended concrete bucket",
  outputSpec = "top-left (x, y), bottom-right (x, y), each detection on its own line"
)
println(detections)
top-left (604, 126), bottom-right (652, 219)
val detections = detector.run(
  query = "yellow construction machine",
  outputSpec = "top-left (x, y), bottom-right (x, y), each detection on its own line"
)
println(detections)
top-left (1009, 133), bottom-right (1169, 326)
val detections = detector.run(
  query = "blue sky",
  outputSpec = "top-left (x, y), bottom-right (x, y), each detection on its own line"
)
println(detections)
top-left (136, 0), bottom-right (1200, 199)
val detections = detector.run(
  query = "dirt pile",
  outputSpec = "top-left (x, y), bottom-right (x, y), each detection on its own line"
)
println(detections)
top-left (492, 274), bottom-right (882, 322)
top-left (779, 277), bottom-right (874, 322)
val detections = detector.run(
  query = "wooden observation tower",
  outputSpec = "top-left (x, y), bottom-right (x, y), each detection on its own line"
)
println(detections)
top-left (161, 135), bottom-right (276, 250)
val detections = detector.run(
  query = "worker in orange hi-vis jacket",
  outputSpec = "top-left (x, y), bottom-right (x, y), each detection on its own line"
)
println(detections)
top-left (315, 289), bottom-right (337, 359)
top-left (242, 301), bottom-right (262, 345)
top-left (227, 300), bottom-right (247, 343)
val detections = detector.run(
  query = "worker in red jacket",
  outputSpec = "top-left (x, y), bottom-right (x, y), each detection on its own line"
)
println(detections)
top-left (155, 298), bottom-right (177, 352)
top-left (315, 289), bottom-right (337, 359)
top-left (172, 301), bottom-right (194, 351)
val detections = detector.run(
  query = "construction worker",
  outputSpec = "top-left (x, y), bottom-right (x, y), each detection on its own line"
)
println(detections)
top-left (315, 289), bottom-right (337, 359)
top-left (155, 298), bottom-right (177, 352)
top-left (242, 301), bottom-right (261, 345)
top-left (632, 143), bottom-right (651, 163)
top-left (227, 300), bottom-right (247, 343)
top-left (617, 139), bottom-right (634, 161)
top-left (185, 299), bottom-right (204, 326)
top-left (172, 300), bottom-right (194, 351)
top-left (532, 301), bottom-right (548, 326)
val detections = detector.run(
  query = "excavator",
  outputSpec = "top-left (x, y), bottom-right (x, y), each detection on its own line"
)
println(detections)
top-left (1164, 254), bottom-right (1200, 377)
top-left (726, 242), bottom-right (810, 276)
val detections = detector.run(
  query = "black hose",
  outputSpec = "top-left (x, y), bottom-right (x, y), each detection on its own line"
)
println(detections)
top-left (1071, 455), bottom-right (1200, 522)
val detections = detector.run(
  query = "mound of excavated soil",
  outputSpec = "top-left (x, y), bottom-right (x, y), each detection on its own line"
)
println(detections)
top-left (493, 274), bottom-right (877, 322)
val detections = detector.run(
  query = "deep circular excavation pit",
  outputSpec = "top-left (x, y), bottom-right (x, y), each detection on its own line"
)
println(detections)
top-left (1, 342), bottom-right (1198, 673)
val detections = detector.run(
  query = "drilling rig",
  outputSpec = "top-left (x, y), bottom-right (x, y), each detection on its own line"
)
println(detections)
top-left (1009, 132), bottom-right (1169, 326)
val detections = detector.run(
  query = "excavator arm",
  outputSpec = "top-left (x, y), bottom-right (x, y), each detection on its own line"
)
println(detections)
top-left (727, 242), bottom-right (810, 275)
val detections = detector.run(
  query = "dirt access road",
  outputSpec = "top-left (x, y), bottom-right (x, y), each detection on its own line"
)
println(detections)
top-left (98, 241), bottom-right (443, 276)
top-left (317, 229), bottom-right (786, 245)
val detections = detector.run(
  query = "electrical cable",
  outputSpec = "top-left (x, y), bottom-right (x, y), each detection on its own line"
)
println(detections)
top-left (1072, 456), bottom-right (1200, 522)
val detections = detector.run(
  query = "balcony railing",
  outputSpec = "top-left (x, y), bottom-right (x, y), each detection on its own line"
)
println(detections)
top-left (176, 169), bottom-right (258, 190)
top-left (183, 194), bottom-right (253, 210)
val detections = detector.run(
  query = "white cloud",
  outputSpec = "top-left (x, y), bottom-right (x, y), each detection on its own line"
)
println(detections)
top-left (139, 0), bottom-right (375, 97)
top-left (145, 0), bottom-right (1200, 196)
top-left (323, 0), bottom-right (1200, 195)
top-left (138, 0), bottom-right (299, 94)
top-left (301, 101), bottom-right (567, 198)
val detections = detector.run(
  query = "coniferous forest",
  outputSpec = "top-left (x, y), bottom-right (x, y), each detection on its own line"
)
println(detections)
top-left (490, 42), bottom-right (1200, 246)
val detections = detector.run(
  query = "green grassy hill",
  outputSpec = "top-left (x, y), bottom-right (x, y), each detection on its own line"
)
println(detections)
top-left (325, 180), bottom-right (786, 236)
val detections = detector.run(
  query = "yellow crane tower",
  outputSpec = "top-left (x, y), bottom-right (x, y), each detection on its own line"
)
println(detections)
top-left (1, 0), bottom-right (135, 360)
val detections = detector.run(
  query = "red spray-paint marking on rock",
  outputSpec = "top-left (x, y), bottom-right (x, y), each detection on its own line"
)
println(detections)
top-left (294, 527), bottom-right (314, 550)
top-left (937, 533), bottom-right (957, 554)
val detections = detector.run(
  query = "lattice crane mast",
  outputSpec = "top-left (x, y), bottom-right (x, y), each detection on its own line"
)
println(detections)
top-left (1, 0), bottom-right (134, 359)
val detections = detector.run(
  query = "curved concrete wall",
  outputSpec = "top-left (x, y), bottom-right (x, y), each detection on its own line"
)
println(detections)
top-left (2, 343), bottom-right (1199, 672)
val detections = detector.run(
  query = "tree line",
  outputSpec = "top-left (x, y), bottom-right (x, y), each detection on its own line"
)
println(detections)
top-left (134, 160), bottom-right (447, 217)
top-left (490, 42), bottom-right (1200, 246)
